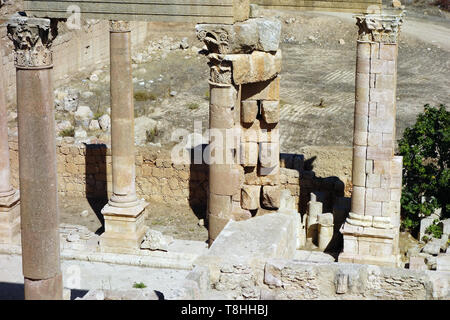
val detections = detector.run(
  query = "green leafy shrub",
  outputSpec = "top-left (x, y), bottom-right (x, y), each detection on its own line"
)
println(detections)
top-left (425, 219), bottom-right (443, 239)
top-left (132, 282), bottom-right (147, 289)
top-left (398, 104), bottom-right (450, 232)
top-left (187, 103), bottom-right (199, 110)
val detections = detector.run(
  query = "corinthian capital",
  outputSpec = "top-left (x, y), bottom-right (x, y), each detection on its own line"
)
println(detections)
top-left (7, 15), bottom-right (57, 69)
top-left (355, 12), bottom-right (404, 44)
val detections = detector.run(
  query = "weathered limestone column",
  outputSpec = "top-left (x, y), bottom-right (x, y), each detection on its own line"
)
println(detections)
top-left (339, 11), bottom-right (404, 267)
top-left (0, 47), bottom-right (20, 245)
top-left (7, 16), bottom-right (62, 299)
top-left (197, 14), bottom-right (282, 245)
top-left (100, 20), bottom-right (148, 252)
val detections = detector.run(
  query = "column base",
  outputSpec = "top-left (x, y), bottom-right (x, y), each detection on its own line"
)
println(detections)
top-left (339, 222), bottom-right (400, 268)
top-left (24, 273), bottom-right (63, 300)
top-left (0, 190), bottom-right (20, 245)
top-left (100, 199), bottom-right (148, 253)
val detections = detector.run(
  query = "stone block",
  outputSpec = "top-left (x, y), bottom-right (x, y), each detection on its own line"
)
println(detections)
top-left (261, 100), bottom-right (280, 124)
top-left (382, 133), bottom-right (394, 148)
top-left (259, 127), bottom-right (279, 143)
top-left (262, 185), bottom-right (280, 209)
top-left (241, 100), bottom-right (258, 124)
top-left (226, 50), bottom-right (282, 85)
top-left (367, 147), bottom-right (393, 161)
top-left (409, 256), bottom-right (428, 271)
top-left (233, 0), bottom-right (250, 22)
top-left (370, 42), bottom-right (380, 60)
top-left (365, 200), bottom-right (382, 216)
top-left (372, 188), bottom-right (390, 202)
top-left (208, 213), bottom-right (297, 260)
top-left (375, 74), bottom-right (396, 89)
top-left (241, 119), bottom-right (260, 142)
top-left (368, 132), bottom-right (383, 147)
top-left (240, 142), bottom-right (258, 167)
top-left (436, 254), bottom-right (450, 272)
top-left (259, 142), bottom-right (279, 168)
top-left (379, 43), bottom-right (397, 61)
top-left (371, 59), bottom-right (395, 75)
top-left (368, 116), bottom-right (395, 134)
top-left (366, 173), bottom-right (381, 188)
top-left (241, 185), bottom-right (261, 210)
top-left (241, 76), bottom-right (279, 101)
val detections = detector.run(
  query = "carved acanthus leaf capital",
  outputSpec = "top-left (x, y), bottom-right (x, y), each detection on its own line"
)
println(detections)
top-left (355, 12), bottom-right (404, 44)
top-left (7, 15), bottom-right (57, 69)
top-left (110, 20), bottom-right (131, 33)
top-left (196, 25), bottom-right (231, 55)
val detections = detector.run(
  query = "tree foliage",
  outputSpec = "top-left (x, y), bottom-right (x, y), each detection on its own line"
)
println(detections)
top-left (398, 104), bottom-right (450, 231)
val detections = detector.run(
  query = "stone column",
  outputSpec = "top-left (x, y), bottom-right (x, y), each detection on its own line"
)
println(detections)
top-left (0, 47), bottom-right (20, 245)
top-left (339, 12), bottom-right (404, 267)
top-left (197, 16), bottom-right (282, 246)
top-left (100, 20), bottom-right (148, 252)
top-left (7, 16), bottom-right (62, 299)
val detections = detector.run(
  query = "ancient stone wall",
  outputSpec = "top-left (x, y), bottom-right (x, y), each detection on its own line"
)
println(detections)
top-left (253, 0), bottom-right (382, 13)
top-left (7, 140), bottom-right (347, 211)
top-left (1, 19), bottom-right (167, 106)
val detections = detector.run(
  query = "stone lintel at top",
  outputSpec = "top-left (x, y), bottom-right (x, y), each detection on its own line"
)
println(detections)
top-left (6, 14), bottom-right (57, 69)
top-left (196, 18), bottom-right (281, 55)
top-left (355, 10), bottom-right (405, 44)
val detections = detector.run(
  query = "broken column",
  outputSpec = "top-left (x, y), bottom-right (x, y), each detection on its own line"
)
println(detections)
top-left (0, 47), bottom-right (20, 244)
top-left (7, 16), bottom-right (62, 299)
top-left (100, 20), bottom-right (148, 252)
top-left (197, 11), bottom-right (282, 245)
top-left (306, 193), bottom-right (322, 245)
top-left (339, 11), bottom-right (404, 267)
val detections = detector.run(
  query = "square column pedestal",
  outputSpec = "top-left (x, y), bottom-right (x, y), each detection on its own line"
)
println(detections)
top-left (100, 199), bottom-right (148, 253)
top-left (0, 191), bottom-right (20, 244)
top-left (339, 222), bottom-right (399, 267)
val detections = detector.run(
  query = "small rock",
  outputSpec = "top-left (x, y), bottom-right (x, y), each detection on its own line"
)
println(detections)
top-left (89, 119), bottom-right (100, 131)
top-left (74, 106), bottom-right (94, 127)
top-left (198, 219), bottom-right (205, 227)
top-left (422, 240), bottom-right (442, 256)
top-left (98, 114), bottom-right (111, 131)
top-left (392, 0), bottom-right (402, 8)
top-left (140, 229), bottom-right (174, 251)
top-left (81, 91), bottom-right (95, 99)
top-left (80, 210), bottom-right (89, 217)
top-left (285, 17), bottom-right (296, 24)
top-left (7, 112), bottom-right (17, 122)
top-left (63, 91), bottom-right (79, 112)
top-left (180, 37), bottom-right (189, 49)
top-left (308, 35), bottom-right (317, 42)
top-left (338, 39), bottom-right (345, 45)
top-left (74, 128), bottom-right (87, 139)
top-left (56, 120), bottom-right (73, 133)
top-left (170, 91), bottom-right (177, 97)
top-left (89, 73), bottom-right (99, 82)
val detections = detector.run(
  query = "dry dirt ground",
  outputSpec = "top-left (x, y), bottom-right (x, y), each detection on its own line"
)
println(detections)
top-left (4, 3), bottom-right (450, 246)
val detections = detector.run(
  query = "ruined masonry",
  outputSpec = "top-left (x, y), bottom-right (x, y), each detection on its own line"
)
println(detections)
top-left (339, 12), bottom-right (404, 267)
top-left (196, 14), bottom-right (283, 245)
top-left (99, 20), bottom-right (149, 253)
top-left (6, 16), bottom-right (63, 299)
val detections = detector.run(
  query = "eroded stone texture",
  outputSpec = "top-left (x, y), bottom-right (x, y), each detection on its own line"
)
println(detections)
top-left (339, 11), bottom-right (405, 267)
top-left (100, 21), bottom-right (148, 252)
top-left (8, 16), bottom-right (62, 299)
top-left (197, 17), bottom-right (281, 245)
